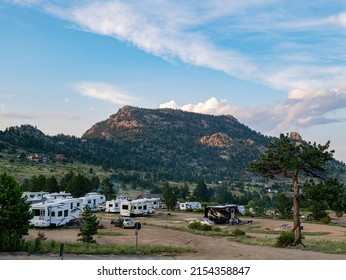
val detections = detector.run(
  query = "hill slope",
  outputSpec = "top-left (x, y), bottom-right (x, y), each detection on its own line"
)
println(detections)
top-left (82, 106), bottom-right (273, 180)
top-left (1, 106), bottom-right (344, 182)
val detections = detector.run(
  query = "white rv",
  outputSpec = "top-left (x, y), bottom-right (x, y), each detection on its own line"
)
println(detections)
top-left (105, 196), bottom-right (128, 213)
top-left (22, 191), bottom-right (49, 204)
top-left (120, 199), bottom-right (155, 217)
top-left (79, 192), bottom-right (106, 211)
top-left (105, 199), bottom-right (121, 213)
top-left (43, 191), bottom-right (73, 200)
top-left (30, 197), bottom-right (83, 227)
top-left (179, 201), bottom-right (202, 211)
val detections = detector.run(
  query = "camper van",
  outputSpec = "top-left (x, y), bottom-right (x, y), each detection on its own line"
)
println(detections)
top-left (120, 199), bottom-right (155, 217)
top-left (179, 201), bottom-right (202, 211)
top-left (79, 192), bottom-right (106, 211)
top-left (30, 197), bottom-right (83, 227)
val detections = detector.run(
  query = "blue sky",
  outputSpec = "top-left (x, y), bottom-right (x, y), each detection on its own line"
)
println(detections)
top-left (1, 0), bottom-right (346, 162)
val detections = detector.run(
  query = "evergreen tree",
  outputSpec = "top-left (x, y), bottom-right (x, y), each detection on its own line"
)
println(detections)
top-left (303, 178), bottom-right (346, 220)
top-left (162, 184), bottom-right (177, 210)
top-left (0, 173), bottom-right (33, 251)
top-left (274, 193), bottom-right (292, 218)
top-left (78, 205), bottom-right (99, 243)
top-left (250, 133), bottom-right (334, 246)
top-left (193, 180), bottom-right (211, 202)
top-left (100, 177), bottom-right (115, 200)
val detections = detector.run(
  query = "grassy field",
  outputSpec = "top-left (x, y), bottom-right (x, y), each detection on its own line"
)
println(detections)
top-left (0, 157), bottom-right (113, 185)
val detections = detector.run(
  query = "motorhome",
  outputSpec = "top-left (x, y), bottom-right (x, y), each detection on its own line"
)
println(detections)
top-left (120, 199), bottom-right (155, 217)
top-left (30, 197), bottom-right (83, 227)
top-left (179, 201), bottom-right (202, 211)
top-left (79, 192), bottom-right (106, 211)
top-left (204, 204), bottom-right (241, 225)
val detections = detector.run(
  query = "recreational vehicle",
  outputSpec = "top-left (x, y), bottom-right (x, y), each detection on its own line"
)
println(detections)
top-left (105, 199), bottom-right (121, 213)
top-left (43, 191), bottom-right (73, 200)
top-left (30, 197), bottom-right (83, 227)
top-left (179, 201), bottom-right (202, 211)
top-left (204, 204), bottom-right (241, 225)
top-left (120, 199), bottom-right (155, 217)
top-left (22, 191), bottom-right (49, 204)
top-left (79, 192), bottom-right (106, 211)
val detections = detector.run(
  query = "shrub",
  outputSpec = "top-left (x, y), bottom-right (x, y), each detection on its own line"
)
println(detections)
top-left (276, 231), bottom-right (294, 247)
top-left (320, 216), bottom-right (331, 224)
top-left (232, 228), bottom-right (246, 236)
top-left (188, 222), bottom-right (212, 231)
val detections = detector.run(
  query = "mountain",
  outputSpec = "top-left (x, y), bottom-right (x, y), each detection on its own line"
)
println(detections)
top-left (82, 105), bottom-right (273, 180)
top-left (1, 106), bottom-right (345, 182)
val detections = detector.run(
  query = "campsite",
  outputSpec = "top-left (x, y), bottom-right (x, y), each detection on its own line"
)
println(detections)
top-left (18, 210), bottom-right (346, 260)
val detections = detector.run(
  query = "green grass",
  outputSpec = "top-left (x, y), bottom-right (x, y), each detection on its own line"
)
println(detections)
top-left (23, 239), bottom-right (196, 255)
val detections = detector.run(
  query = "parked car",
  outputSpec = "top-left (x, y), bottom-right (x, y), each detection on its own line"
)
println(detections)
top-left (189, 217), bottom-right (215, 226)
top-left (110, 217), bottom-right (136, 228)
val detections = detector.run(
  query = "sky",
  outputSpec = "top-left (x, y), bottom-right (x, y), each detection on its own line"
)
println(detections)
top-left (1, 0), bottom-right (346, 163)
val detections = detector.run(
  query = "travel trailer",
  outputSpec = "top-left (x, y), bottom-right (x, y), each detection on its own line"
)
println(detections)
top-left (179, 201), bottom-right (202, 211)
top-left (105, 197), bottom-right (128, 213)
top-left (22, 191), bottom-right (49, 204)
top-left (79, 192), bottom-right (106, 211)
top-left (43, 191), bottom-right (73, 200)
top-left (30, 197), bottom-right (83, 227)
top-left (120, 199), bottom-right (156, 217)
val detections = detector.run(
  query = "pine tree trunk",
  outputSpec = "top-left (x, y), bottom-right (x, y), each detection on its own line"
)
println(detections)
top-left (292, 175), bottom-right (303, 246)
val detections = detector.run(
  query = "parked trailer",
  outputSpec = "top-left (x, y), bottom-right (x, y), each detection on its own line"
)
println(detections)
top-left (204, 204), bottom-right (241, 224)
top-left (105, 197), bottom-right (127, 213)
top-left (79, 192), bottom-right (106, 211)
top-left (22, 191), bottom-right (49, 204)
top-left (179, 201), bottom-right (202, 211)
top-left (120, 199), bottom-right (156, 217)
top-left (30, 198), bottom-right (83, 227)
top-left (43, 191), bottom-right (73, 200)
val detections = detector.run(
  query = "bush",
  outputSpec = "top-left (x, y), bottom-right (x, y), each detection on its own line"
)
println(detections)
top-left (276, 231), bottom-right (294, 247)
top-left (232, 228), bottom-right (246, 236)
top-left (320, 216), bottom-right (331, 224)
top-left (188, 222), bottom-right (212, 231)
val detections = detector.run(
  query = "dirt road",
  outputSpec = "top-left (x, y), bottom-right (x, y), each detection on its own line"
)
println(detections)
top-left (5, 211), bottom-right (346, 260)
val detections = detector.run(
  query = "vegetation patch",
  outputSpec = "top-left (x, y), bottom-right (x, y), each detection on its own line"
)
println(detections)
top-left (23, 239), bottom-right (195, 255)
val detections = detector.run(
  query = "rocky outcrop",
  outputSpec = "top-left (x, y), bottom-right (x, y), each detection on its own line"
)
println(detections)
top-left (199, 132), bottom-right (234, 147)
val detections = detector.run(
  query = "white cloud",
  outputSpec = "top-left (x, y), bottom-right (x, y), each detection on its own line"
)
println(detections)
top-left (42, 1), bottom-right (346, 92)
top-left (73, 82), bottom-right (141, 105)
top-left (161, 89), bottom-right (346, 134)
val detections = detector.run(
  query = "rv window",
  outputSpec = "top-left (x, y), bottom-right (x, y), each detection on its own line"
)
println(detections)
top-left (109, 204), bottom-right (113, 208)
top-left (88, 200), bottom-right (91, 204)
top-left (58, 211), bottom-right (62, 217)
top-left (51, 212), bottom-right (55, 217)
top-left (34, 209), bottom-right (41, 216)
top-left (122, 205), bottom-right (129, 210)
top-left (143, 205), bottom-right (147, 210)
top-left (64, 210), bottom-right (68, 217)
top-left (71, 203), bottom-right (73, 209)
top-left (77, 203), bottom-right (80, 207)
top-left (138, 206), bottom-right (142, 210)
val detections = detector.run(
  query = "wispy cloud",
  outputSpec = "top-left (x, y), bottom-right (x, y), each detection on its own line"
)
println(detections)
top-left (41, 1), bottom-right (346, 91)
top-left (73, 82), bottom-right (141, 105)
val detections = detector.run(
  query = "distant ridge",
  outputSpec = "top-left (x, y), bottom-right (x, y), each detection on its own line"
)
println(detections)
top-left (1, 106), bottom-right (344, 182)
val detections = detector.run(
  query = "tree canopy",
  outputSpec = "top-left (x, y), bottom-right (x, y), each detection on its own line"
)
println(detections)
top-left (0, 173), bottom-right (33, 251)
top-left (249, 133), bottom-right (334, 246)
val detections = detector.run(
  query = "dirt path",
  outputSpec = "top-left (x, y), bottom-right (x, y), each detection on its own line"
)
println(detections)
top-left (16, 211), bottom-right (345, 260)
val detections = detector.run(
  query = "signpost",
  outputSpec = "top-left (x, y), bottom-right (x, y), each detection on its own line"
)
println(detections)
top-left (135, 222), bottom-right (141, 251)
